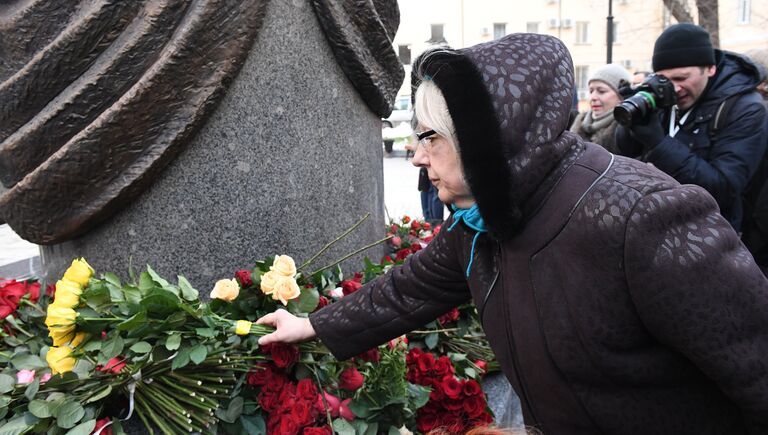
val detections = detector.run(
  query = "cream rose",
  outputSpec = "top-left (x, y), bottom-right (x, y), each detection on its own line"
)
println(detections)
top-left (210, 278), bottom-right (240, 301)
top-left (272, 276), bottom-right (301, 306)
top-left (260, 271), bottom-right (279, 296)
top-left (270, 255), bottom-right (297, 277)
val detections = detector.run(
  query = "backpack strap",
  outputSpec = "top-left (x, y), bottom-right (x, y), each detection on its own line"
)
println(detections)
top-left (708, 93), bottom-right (744, 137)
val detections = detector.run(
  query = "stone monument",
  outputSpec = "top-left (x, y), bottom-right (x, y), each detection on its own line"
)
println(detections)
top-left (0, 0), bottom-right (403, 288)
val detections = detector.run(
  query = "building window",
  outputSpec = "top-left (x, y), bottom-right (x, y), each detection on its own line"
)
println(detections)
top-left (428, 24), bottom-right (447, 44)
top-left (575, 65), bottom-right (589, 99)
top-left (738, 0), bottom-right (751, 23)
top-left (493, 23), bottom-right (507, 39)
top-left (575, 21), bottom-right (590, 44)
top-left (398, 45), bottom-right (411, 65)
top-left (527, 21), bottom-right (540, 33)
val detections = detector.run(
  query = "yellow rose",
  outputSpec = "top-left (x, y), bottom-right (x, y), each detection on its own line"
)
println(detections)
top-left (45, 305), bottom-right (77, 330)
top-left (62, 258), bottom-right (93, 287)
top-left (210, 278), bottom-right (240, 301)
top-left (70, 332), bottom-right (88, 348)
top-left (46, 345), bottom-right (76, 375)
top-left (272, 276), bottom-right (301, 306)
top-left (49, 328), bottom-right (75, 347)
top-left (270, 255), bottom-right (297, 277)
top-left (235, 320), bottom-right (252, 335)
top-left (52, 280), bottom-right (82, 308)
top-left (260, 271), bottom-right (279, 296)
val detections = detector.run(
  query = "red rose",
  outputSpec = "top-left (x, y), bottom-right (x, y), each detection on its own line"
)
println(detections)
top-left (278, 417), bottom-right (299, 435)
top-left (340, 280), bottom-right (362, 296)
top-left (442, 397), bottom-right (464, 411)
top-left (259, 390), bottom-right (282, 413)
top-left (429, 386), bottom-right (445, 402)
top-left (338, 398), bottom-right (355, 421)
top-left (410, 243), bottom-right (423, 253)
top-left (262, 343), bottom-right (299, 368)
top-left (434, 356), bottom-right (455, 377)
top-left (352, 272), bottom-right (363, 283)
top-left (390, 224), bottom-right (399, 233)
top-left (381, 256), bottom-right (394, 264)
top-left (433, 224), bottom-right (442, 235)
top-left (247, 363), bottom-right (275, 386)
top-left (356, 348), bottom-right (380, 363)
top-left (304, 427), bottom-right (332, 435)
top-left (470, 412), bottom-right (494, 427)
top-left (0, 305), bottom-right (13, 318)
top-left (45, 283), bottom-right (56, 298)
top-left (463, 379), bottom-right (482, 397)
top-left (437, 308), bottom-right (460, 326)
top-left (338, 366), bottom-right (364, 391)
top-left (463, 395), bottom-right (488, 418)
top-left (315, 391), bottom-right (340, 418)
top-left (391, 236), bottom-right (402, 247)
top-left (410, 220), bottom-right (421, 230)
top-left (438, 412), bottom-right (464, 433)
top-left (441, 376), bottom-right (464, 399)
top-left (474, 360), bottom-right (487, 376)
top-left (395, 248), bottom-right (411, 261)
top-left (234, 270), bottom-right (253, 287)
top-left (92, 417), bottom-right (113, 435)
top-left (96, 357), bottom-right (126, 374)
top-left (417, 352), bottom-right (435, 373)
top-left (403, 215), bottom-right (411, 223)
top-left (416, 412), bottom-right (440, 433)
top-left (314, 296), bottom-right (329, 311)
top-left (422, 235), bottom-right (433, 243)
top-left (296, 379), bottom-right (318, 400)
top-left (290, 399), bottom-right (317, 427)
top-left (423, 222), bottom-right (432, 230)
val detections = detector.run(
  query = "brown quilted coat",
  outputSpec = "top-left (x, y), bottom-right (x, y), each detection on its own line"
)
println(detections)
top-left (310, 34), bottom-right (768, 434)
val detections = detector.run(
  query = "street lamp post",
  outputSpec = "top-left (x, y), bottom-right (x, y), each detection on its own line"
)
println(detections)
top-left (606, 0), bottom-right (614, 63)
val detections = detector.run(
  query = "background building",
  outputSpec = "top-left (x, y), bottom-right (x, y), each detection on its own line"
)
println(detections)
top-left (393, 0), bottom-right (767, 109)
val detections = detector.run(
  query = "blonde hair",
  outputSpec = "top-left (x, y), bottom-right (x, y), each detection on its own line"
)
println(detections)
top-left (427, 425), bottom-right (540, 435)
top-left (414, 80), bottom-right (459, 150)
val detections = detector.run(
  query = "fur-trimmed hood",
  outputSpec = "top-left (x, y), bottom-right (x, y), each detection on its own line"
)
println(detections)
top-left (412, 34), bottom-right (581, 240)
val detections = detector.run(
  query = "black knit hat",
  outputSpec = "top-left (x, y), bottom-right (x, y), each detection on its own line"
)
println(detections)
top-left (652, 23), bottom-right (715, 71)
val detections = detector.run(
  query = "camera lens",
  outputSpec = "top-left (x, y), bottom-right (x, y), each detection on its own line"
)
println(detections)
top-left (613, 92), bottom-right (655, 126)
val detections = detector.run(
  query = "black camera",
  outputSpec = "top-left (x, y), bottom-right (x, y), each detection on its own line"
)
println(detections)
top-left (614, 74), bottom-right (677, 126)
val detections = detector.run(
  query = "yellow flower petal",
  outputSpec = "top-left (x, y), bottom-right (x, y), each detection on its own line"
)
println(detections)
top-left (210, 278), bottom-right (240, 301)
top-left (273, 276), bottom-right (301, 306)
top-left (62, 258), bottom-right (93, 287)
top-left (69, 332), bottom-right (88, 348)
top-left (260, 271), bottom-right (279, 296)
top-left (235, 320), bottom-right (252, 336)
top-left (46, 346), bottom-right (76, 375)
top-left (270, 255), bottom-right (297, 277)
top-left (52, 280), bottom-right (82, 308)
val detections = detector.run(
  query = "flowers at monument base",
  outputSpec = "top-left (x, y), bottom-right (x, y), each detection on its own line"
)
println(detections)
top-left (0, 215), bottom-right (499, 434)
top-left (0, 278), bottom-right (40, 318)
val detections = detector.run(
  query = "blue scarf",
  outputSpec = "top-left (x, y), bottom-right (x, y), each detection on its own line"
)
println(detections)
top-left (446, 204), bottom-right (488, 277)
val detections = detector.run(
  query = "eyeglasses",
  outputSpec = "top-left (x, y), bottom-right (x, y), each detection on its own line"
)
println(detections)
top-left (414, 129), bottom-right (437, 152)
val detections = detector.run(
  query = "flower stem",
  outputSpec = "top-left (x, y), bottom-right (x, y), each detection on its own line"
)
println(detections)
top-left (298, 213), bottom-right (371, 272)
top-left (309, 235), bottom-right (393, 276)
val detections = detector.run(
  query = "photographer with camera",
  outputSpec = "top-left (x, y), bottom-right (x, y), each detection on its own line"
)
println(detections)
top-left (615, 24), bottom-right (767, 238)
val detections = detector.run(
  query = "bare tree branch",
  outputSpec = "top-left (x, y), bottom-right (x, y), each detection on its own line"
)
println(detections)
top-left (696, 0), bottom-right (720, 47)
top-left (662, 0), bottom-right (694, 23)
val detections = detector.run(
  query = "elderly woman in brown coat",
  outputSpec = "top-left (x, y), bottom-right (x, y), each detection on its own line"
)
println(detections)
top-left (258, 34), bottom-right (768, 434)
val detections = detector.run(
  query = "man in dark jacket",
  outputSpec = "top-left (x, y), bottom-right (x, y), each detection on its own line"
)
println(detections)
top-left (615, 23), bottom-right (767, 233)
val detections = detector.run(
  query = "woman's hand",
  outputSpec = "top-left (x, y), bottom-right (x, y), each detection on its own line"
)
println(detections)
top-left (255, 309), bottom-right (316, 346)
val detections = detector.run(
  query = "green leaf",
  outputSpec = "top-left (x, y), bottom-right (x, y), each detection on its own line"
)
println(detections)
top-left (0, 415), bottom-right (29, 435)
top-left (42, 372), bottom-right (78, 389)
top-left (145, 265), bottom-right (171, 288)
top-left (177, 276), bottom-right (198, 301)
top-left (85, 385), bottom-right (112, 404)
top-left (138, 272), bottom-right (156, 293)
top-left (24, 378), bottom-right (39, 401)
top-left (101, 334), bottom-right (124, 360)
top-left (332, 418), bottom-right (355, 435)
top-left (387, 427), bottom-right (401, 435)
top-left (0, 396), bottom-right (9, 419)
top-left (121, 285), bottom-right (142, 306)
top-left (11, 354), bottom-right (46, 371)
top-left (171, 346), bottom-right (191, 370)
top-left (83, 340), bottom-right (102, 352)
top-left (239, 414), bottom-right (266, 435)
top-left (129, 342), bottom-right (152, 354)
top-left (81, 283), bottom-right (112, 311)
top-left (117, 311), bottom-right (147, 332)
top-left (64, 418), bottom-right (96, 435)
top-left (296, 286), bottom-right (320, 313)
top-left (425, 332), bottom-right (439, 350)
top-left (362, 422), bottom-right (378, 435)
top-left (165, 333), bottom-right (181, 351)
top-left (53, 401), bottom-right (85, 429)
top-left (189, 344), bottom-right (207, 365)
top-left (0, 374), bottom-right (14, 394)
top-left (215, 397), bottom-right (243, 423)
top-left (464, 367), bottom-right (477, 379)
top-left (104, 272), bottom-right (122, 287)
top-left (194, 328), bottom-right (215, 338)
top-left (407, 383), bottom-right (431, 409)
top-left (348, 398), bottom-right (372, 418)
top-left (140, 289), bottom-right (180, 317)
top-left (28, 400), bottom-right (52, 418)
